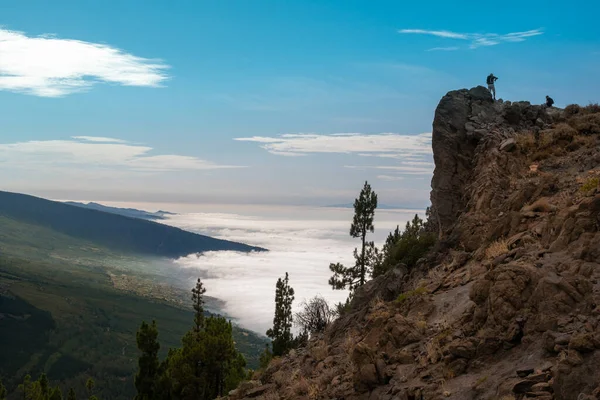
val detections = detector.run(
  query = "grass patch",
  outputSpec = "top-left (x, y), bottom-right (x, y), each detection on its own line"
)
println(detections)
top-left (473, 375), bottom-right (489, 388)
top-left (580, 177), bottom-right (599, 194)
top-left (485, 239), bottom-right (509, 260)
top-left (396, 286), bottom-right (428, 303)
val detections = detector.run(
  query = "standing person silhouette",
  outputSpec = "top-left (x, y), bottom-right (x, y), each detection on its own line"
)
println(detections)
top-left (487, 73), bottom-right (498, 100)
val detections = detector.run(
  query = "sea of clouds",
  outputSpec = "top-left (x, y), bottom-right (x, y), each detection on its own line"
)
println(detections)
top-left (157, 204), bottom-right (424, 334)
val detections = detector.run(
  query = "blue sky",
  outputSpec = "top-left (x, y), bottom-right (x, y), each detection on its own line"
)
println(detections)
top-left (0, 0), bottom-right (598, 207)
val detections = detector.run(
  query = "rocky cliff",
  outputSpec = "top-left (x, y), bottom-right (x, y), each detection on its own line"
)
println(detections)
top-left (224, 87), bottom-right (600, 400)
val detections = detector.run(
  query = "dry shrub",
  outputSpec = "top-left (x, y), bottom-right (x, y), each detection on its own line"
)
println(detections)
top-left (292, 376), bottom-right (310, 395)
top-left (273, 370), bottom-right (288, 388)
top-left (341, 335), bottom-right (356, 356)
top-left (415, 313), bottom-right (427, 333)
top-left (370, 295), bottom-right (385, 309)
top-left (582, 103), bottom-right (600, 114)
top-left (525, 197), bottom-right (555, 212)
top-left (569, 113), bottom-right (600, 135)
top-left (573, 134), bottom-right (598, 148)
top-left (551, 123), bottom-right (577, 143)
top-left (580, 177), bottom-right (599, 194)
top-left (263, 393), bottom-right (280, 400)
top-left (564, 104), bottom-right (581, 116)
top-left (564, 103), bottom-right (599, 117)
top-left (499, 396), bottom-right (516, 400)
top-left (308, 383), bottom-right (320, 400)
top-left (485, 238), bottom-right (508, 259)
top-left (425, 338), bottom-right (443, 364)
top-left (516, 131), bottom-right (536, 151)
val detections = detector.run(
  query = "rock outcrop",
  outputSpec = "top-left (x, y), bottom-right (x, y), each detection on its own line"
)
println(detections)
top-left (221, 88), bottom-right (600, 400)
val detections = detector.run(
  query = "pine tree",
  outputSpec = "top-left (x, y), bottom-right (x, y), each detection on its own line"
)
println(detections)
top-left (266, 272), bottom-right (295, 356)
top-left (19, 374), bottom-right (33, 400)
top-left (85, 379), bottom-right (95, 400)
top-left (0, 379), bottom-right (6, 400)
top-left (372, 213), bottom-right (436, 277)
top-left (135, 320), bottom-right (160, 400)
top-left (67, 388), bottom-right (77, 400)
top-left (329, 181), bottom-right (378, 291)
top-left (258, 344), bottom-right (273, 369)
top-left (202, 316), bottom-right (239, 397)
top-left (49, 387), bottom-right (63, 400)
top-left (191, 278), bottom-right (206, 335)
top-left (38, 373), bottom-right (50, 400)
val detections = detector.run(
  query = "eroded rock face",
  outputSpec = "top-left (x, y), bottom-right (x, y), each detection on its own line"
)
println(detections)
top-left (430, 87), bottom-right (493, 237)
top-left (220, 89), bottom-right (600, 400)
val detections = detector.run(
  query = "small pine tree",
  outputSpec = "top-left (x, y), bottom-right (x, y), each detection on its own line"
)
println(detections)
top-left (135, 320), bottom-right (161, 400)
top-left (191, 278), bottom-right (207, 334)
top-left (49, 387), bottom-right (63, 400)
top-left (329, 181), bottom-right (378, 291)
top-left (19, 375), bottom-right (33, 399)
top-left (67, 388), bottom-right (77, 400)
top-left (372, 213), bottom-right (436, 277)
top-left (85, 379), bottom-right (95, 399)
top-left (0, 379), bottom-right (6, 400)
top-left (266, 272), bottom-right (295, 356)
top-left (259, 344), bottom-right (273, 369)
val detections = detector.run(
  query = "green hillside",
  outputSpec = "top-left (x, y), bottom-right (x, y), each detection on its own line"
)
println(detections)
top-left (0, 190), bottom-right (265, 258)
top-left (0, 212), bottom-right (267, 400)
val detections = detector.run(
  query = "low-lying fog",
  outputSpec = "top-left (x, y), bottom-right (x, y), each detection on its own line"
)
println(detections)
top-left (94, 202), bottom-right (425, 335)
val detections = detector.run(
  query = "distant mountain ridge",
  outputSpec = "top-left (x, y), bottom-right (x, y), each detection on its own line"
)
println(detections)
top-left (0, 191), bottom-right (265, 258)
top-left (64, 201), bottom-right (175, 221)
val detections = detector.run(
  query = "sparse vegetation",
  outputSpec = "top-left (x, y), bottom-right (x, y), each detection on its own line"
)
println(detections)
top-left (372, 214), bottom-right (437, 277)
top-left (580, 176), bottom-right (599, 194)
top-left (473, 375), bottom-right (489, 388)
top-left (485, 238), bottom-right (509, 259)
top-left (396, 286), bottom-right (428, 303)
top-left (294, 295), bottom-right (337, 337)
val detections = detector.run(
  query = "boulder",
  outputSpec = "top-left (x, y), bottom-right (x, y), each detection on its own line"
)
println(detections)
top-left (500, 138), bottom-right (517, 152)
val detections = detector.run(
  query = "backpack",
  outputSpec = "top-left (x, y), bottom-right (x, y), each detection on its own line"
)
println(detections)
top-left (486, 75), bottom-right (494, 85)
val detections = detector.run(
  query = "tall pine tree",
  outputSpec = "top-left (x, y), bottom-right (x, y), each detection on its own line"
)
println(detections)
top-left (266, 272), bottom-right (295, 356)
top-left (134, 277), bottom-right (247, 400)
top-left (329, 181), bottom-right (378, 291)
top-left (191, 278), bottom-right (206, 335)
top-left (135, 320), bottom-right (160, 400)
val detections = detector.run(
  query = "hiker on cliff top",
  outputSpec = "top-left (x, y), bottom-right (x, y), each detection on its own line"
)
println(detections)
top-left (545, 95), bottom-right (555, 108)
top-left (486, 73), bottom-right (498, 100)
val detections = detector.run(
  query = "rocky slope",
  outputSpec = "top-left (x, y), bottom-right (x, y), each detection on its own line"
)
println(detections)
top-left (224, 87), bottom-right (600, 400)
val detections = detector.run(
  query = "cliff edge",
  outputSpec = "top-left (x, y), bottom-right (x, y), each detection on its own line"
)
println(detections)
top-left (224, 87), bottom-right (600, 400)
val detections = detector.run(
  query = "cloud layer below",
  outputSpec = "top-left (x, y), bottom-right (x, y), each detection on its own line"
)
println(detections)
top-left (0, 28), bottom-right (168, 97)
top-left (399, 28), bottom-right (543, 50)
top-left (160, 205), bottom-right (418, 333)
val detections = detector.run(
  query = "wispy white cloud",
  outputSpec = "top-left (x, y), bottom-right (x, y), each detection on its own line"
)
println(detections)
top-left (345, 165), bottom-right (433, 175)
top-left (399, 28), bottom-right (543, 49)
top-left (234, 132), bottom-right (432, 157)
top-left (399, 29), bottom-right (468, 39)
top-left (0, 28), bottom-right (169, 97)
top-left (71, 136), bottom-right (127, 143)
top-left (377, 175), bottom-right (405, 181)
top-left (427, 46), bottom-right (460, 52)
top-left (0, 136), bottom-right (241, 172)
